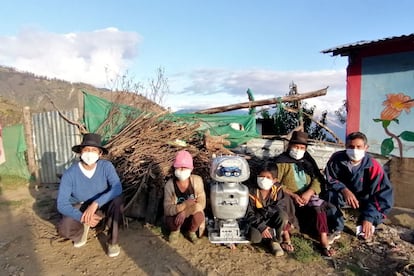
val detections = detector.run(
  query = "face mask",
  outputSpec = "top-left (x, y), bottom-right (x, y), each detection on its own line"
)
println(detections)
top-left (257, 177), bottom-right (274, 190)
top-left (289, 149), bottom-right (305, 160)
top-left (346, 149), bottom-right (365, 161)
top-left (174, 169), bottom-right (192, 181)
top-left (81, 152), bottom-right (100, 165)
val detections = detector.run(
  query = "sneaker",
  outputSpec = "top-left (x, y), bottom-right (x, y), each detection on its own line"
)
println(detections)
top-left (271, 242), bottom-right (284, 257)
top-left (169, 230), bottom-right (180, 244)
top-left (328, 230), bottom-right (342, 245)
top-left (188, 232), bottom-right (199, 244)
top-left (107, 243), bottom-right (120, 257)
top-left (74, 224), bottom-right (90, 248)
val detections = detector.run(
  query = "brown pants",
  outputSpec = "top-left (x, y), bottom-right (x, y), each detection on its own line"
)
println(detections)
top-left (57, 196), bottom-right (123, 245)
top-left (165, 211), bottom-right (205, 233)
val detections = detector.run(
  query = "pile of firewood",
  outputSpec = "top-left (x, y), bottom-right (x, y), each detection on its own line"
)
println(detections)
top-left (105, 112), bottom-right (230, 224)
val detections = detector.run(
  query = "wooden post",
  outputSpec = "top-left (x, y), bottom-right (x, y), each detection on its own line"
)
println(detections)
top-left (23, 106), bottom-right (40, 185)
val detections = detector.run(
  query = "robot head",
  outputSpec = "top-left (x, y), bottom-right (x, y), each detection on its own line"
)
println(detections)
top-left (210, 155), bottom-right (250, 183)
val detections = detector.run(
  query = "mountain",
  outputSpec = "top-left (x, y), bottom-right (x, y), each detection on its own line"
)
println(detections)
top-left (0, 66), bottom-right (164, 126)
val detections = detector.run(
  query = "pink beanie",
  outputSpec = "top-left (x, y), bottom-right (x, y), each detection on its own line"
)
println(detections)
top-left (173, 150), bottom-right (194, 169)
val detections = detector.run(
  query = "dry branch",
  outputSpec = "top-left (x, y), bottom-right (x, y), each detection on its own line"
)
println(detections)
top-left (195, 87), bottom-right (328, 114)
top-left (105, 112), bottom-right (225, 224)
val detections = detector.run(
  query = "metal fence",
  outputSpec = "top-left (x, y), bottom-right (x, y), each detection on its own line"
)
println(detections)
top-left (32, 109), bottom-right (81, 184)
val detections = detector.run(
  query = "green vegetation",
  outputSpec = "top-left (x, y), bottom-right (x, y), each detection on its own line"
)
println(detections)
top-left (0, 199), bottom-right (28, 209)
top-left (0, 175), bottom-right (29, 194)
top-left (291, 235), bottom-right (321, 263)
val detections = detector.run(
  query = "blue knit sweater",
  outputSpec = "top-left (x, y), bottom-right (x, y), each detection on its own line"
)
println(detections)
top-left (57, 159), bottom-right (122, 221)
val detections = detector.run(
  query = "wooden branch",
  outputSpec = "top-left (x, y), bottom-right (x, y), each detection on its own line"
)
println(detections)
top-left (283, 106), bottom-right (343, 144)
top-left (195, 87), bottom-right (328, 114)
top-left (45, 94), bottom-right (88, 134)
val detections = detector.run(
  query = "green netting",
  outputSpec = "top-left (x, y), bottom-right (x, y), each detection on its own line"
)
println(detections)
top-left (82, 91), bottom-right (144, 143)
top-left (0, 124), bottom-right (30, 179)
top-left (173, 113), bottom-right (259, 147)
top-left (82, 91), bottom-right (259, 147)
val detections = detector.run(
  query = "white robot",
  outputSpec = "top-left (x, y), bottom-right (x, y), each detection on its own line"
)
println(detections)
top-left (207, 155), bottom-right (250, 244)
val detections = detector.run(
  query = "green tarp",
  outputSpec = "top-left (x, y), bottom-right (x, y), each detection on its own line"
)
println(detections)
top-left (0, 124), bottom-right (30, 179)
top-left (82, 91), bottom-right (259, 147)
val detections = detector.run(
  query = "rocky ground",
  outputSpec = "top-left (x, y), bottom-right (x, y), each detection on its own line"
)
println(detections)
top-left (0, 182), bottom-right (413, 276)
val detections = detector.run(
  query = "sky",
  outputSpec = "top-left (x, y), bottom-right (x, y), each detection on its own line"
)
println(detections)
top-left (1, 0), bottom-right (414, 125)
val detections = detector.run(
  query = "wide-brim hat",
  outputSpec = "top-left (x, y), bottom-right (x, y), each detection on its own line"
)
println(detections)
top-left (289, 131), bottom-right (310, 145)
top-left (72, 133), bottom-right (108, 155)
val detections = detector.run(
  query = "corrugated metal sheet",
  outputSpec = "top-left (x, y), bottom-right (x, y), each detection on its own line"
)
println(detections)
top-left (321, 33), bottom-right (414, 56)
top-left (32, 109), bottom-right (81, 184)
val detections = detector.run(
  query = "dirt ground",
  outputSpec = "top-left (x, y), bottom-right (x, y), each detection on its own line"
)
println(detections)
top-left (1, 183), bottom-right (414, 276)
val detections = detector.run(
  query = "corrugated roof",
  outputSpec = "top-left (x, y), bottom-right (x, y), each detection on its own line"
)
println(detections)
top-left (321, 33), bottom-right (414, 56)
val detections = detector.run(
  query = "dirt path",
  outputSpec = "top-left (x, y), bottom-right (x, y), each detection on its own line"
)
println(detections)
top-left (0, 184), bottom-right (413, 276)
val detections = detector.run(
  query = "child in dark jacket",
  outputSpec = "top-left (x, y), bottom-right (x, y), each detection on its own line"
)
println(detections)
top-left (245, 166), bottom-right (295, 257)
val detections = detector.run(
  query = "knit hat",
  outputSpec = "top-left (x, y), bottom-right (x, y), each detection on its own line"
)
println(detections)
top-left (173, 150), bottom-right (194, 169)
top-left (72, 133), bottom-right (108, 155)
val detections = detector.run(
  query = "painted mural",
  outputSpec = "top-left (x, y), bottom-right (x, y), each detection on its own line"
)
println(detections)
top-left (360, 51), bottom-right (414, 158)
top-left (373, 93), bottom-right (414, 158)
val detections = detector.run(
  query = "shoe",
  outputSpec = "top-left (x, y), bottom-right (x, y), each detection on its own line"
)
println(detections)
top-left (328, 230), bottom-right (342, 245)
top-left (169, 230), bottom-right (180, 244)
top-left (107, 243), bottom-right (120, 257)
top-left (271, 242), bottom-right (284, 257)
top-left (74, 224), bottom-right (90, 248)
top-left (188, 232), bottom-right (199, 244)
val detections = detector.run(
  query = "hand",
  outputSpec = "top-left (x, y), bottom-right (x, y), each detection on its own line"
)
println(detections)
top-left (174, 211), bottom-right (186, 226)
top-left (261, 227), bottom-right (273, 239)
top-left (292, 194), bottom-right (305, 207)
top-left (81, 202), bottom-right (99, 225)
top-left (300, 190), bottom-right (314, 205)
top-left (88, 214), bottom-right (103, 227)
top-left (342, 188), bottom-right (359, 209)
top-left (361, 220), bottom-right (374, 240)
top-left (184, 198), bottom-right (196, 206)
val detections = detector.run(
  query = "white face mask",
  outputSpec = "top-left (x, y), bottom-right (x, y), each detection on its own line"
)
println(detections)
top-left (346, 149), bottom-right (365, 162)
top-left (81, 152), bottom-right (100, 165)
top-left (289, 149), bottom-right (305, 160)
top-left (257, 177), bottom-right (274, 190)
top-left (174, 169), bottom-right (192, 181)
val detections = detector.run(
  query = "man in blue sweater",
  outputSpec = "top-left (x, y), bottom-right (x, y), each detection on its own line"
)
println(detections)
top-left (324, 131), bottom-right (393, 242)
top-left (57, 133), bottom-right (123, 257)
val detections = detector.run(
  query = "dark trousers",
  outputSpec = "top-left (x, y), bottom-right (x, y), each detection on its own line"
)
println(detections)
top-left (248, 209), bottom-right (289, 244)
top-left (324, 189), bottom-right (382, 232)
top-left (165, 211), bottom-right (205, 233)
top-left (296, 204), bottom-right (330, 237)
top-left (57, 196), bottom-right (123, 245)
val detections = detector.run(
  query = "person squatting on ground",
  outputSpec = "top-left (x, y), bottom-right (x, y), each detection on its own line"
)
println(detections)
top-left (245, 166), bottom-right (295, 257)
top-left (273, 131), bottom-right (336, 257)
top-left (323, 131), bottom-right (394, 241)
top-left (164, 150), bottom-right (206, 244)
top-left (57, 133), bottom-right (123, 257)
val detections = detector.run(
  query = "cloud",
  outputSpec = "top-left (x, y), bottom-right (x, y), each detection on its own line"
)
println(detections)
top-left (0, 27), bottom-right (141, 87)
top-left (167, 68), bottom-right (347, 113)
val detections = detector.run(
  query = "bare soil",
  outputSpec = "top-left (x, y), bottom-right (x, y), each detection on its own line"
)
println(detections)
top-left (0, 183), bottom-right (413, 276)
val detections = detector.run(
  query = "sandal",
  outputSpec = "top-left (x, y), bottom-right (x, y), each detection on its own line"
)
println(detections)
top-left (322, 246), bottom-right (336, 257)
top-left (280, 241), bottom-right (294, 253)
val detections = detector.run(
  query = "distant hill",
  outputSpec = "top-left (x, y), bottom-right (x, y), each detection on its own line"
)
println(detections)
top-left (0, 66), bottom-right (164, 126)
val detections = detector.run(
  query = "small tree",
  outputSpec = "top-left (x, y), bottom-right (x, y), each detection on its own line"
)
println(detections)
top-left (258, 82), bottom-right (339, 143)
top-left (105, 66), bottom-right (169, 106)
